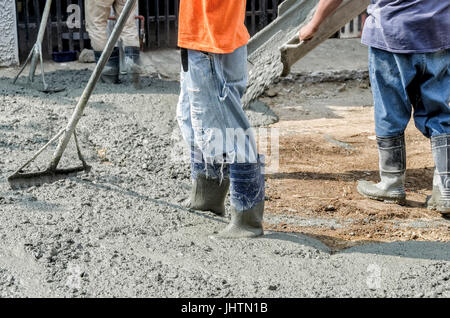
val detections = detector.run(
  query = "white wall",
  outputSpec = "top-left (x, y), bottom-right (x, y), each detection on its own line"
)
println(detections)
top-left (0, 0), bottom-right (19, 66)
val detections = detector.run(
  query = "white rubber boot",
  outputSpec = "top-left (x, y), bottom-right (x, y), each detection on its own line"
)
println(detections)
top-left (357, 135), bottom-right (406, 204)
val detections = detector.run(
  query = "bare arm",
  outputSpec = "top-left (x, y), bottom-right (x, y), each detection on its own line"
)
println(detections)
top-left (299, 0), bottom-right (343, 41)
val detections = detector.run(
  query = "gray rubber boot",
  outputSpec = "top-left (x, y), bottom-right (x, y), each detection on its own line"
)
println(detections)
top-left (214, 201), bottom-right (264, 239)
top-left (357, 134), bottom-right (406, 204)
top-left (184, 148), bottom-right (229, 216)
top-left (214, 155), bottom-right (265, 239)
top-left (124, 46), bottom-right (142, 89)
top-left (186, 175), bottom-right (229, 216)
top-left (428, 134), bottom-right (450, 215)
top-left (94, 47), bottom-right (120, 84)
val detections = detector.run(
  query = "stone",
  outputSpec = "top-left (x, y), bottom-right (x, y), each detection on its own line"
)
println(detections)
top-left (78, 49), bottom-right (96, 63)
top-left (337, 84), bottom-right (346, 93)
top-left (266, 88), bottom-right (279, 98)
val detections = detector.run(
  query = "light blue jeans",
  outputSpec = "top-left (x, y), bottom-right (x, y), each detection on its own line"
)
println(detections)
top-left (176, 45), bottom-right (258, 164)
top-left (370, 47), bottom-right (450, 138)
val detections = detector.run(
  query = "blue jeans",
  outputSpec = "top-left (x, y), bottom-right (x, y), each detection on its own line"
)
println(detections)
top-left (176, 45), bottom-right (258, 164)
top-left (369, 47), bottom-right (450, 138)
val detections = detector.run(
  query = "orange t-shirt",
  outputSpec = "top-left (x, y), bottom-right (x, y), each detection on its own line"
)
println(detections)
top-left (177, 0), bottom-right (250, 54)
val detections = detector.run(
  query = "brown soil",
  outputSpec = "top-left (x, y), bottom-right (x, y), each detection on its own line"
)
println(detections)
top-left (259, 81), bottom-right (450, 252)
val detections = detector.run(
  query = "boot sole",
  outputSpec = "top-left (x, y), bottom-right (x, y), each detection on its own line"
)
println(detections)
top-left (426, 195), bottom-right (437, 211)
top-left (210, 229), bottom-right (264, 240)
top-left (100, 76), bottom-right (120, 84)
top-left (425, 196), bottom-right (450, 216)
top-left (435, 205), bottom-right (450, 216)
top-left (357, 187), bottom-right (406, 205)
top-left (183, 201), bottom-right (225, 217)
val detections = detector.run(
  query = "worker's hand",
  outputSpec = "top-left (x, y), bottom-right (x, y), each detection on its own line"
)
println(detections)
top-left (299, 23), bottom-right (318, 41)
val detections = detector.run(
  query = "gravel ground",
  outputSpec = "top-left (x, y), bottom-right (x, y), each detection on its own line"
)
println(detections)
top-left (0, 43), bottom-right (449, 298)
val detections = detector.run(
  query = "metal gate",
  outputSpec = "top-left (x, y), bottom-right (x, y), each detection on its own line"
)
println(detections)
top-left (16, 0), bottom-right (89, 61)
top-left (16, 0), bottom-right (284, 61)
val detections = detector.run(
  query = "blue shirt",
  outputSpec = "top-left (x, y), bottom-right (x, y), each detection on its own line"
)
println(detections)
top-left (361, 0), bottom-right (450, 53)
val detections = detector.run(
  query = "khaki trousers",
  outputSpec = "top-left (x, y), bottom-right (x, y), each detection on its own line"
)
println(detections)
top-left (85, 0), bottom-right (139, 51)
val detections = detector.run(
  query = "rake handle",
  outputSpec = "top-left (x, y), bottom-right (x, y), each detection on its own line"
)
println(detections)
top-left (49, 0), bottom-right (137, 170)
top-left (29, 0), bottom-right (53, 82)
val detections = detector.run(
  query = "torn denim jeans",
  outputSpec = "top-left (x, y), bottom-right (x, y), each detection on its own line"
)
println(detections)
top-left (190, 146), bottom-right (229, 182)
top-left (176, 45), bottom-right (258, 165)
top-left (229, 154), bottom-right (265, 211)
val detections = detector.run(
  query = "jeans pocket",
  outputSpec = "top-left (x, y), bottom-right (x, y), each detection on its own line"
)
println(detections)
top-left (188, 51), bottom-right (215, 91)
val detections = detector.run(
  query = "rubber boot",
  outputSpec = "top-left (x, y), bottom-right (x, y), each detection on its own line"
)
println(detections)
top-left (428, 134), bottom-right (450, 215)
top-left (124, 46), bottom-right (142, 89)
top-left (185, 148), bottom-right (229, 216)
top-left (426, 168), bottom-right (441, 211)
top-left (214, 155), bottom-right (265, 239)
top-left (94, 47), bottom-right (120, 84)
top-left (357, 135), bottom-right (406, 204)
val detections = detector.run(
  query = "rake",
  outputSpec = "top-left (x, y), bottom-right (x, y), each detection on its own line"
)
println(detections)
top-left (8, 0), bottom-right (137, 189)
top-left (12, 0), bottom-right (64, 93)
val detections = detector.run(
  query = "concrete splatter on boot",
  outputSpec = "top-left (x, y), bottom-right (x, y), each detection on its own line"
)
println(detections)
top-left (124, 46), bottom-right (142, 89)
top-left (186, 174), bottom-right (229, 216)
top-left (214, 155), bottom-right (265, 239)
top-left (357, 135), bottom-right (406, 204)
top-left (94, 47), bottom-right (120, 84)
top-left (184, 148), bottom-right (229, 216)
top-left (215, 201), bottom-right (264, 239)
top-left (426, 168), bottom-right (440, 211)
top-left (428, 134), bottom-right (450, 215)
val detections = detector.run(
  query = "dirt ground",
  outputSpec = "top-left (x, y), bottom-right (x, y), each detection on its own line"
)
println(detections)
top-left (0, 39), bottom-right (448, 297)
top-left (259, 78), bottom-right (449, 252)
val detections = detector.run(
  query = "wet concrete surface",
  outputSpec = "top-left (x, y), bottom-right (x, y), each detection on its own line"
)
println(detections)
top-left (0, 41), bottom-right (448, 297)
